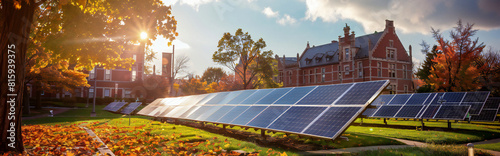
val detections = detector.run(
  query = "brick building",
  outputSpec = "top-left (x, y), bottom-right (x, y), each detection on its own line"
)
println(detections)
top-left (277, 20), bottom-right (413, 94)
top-left (77, 45), bottom-right (145, 98)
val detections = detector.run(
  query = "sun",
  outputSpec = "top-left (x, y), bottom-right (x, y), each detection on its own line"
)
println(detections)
top-left (140, 32), bottom-right (148, 40)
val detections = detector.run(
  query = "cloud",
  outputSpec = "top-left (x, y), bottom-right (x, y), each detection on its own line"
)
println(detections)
top-left (262, 7), bottom-right (279, 18)
top-left (161, 0), bottom-right (216, 11)
top-left (277, 14), bottom-right (297, 25)
top-left (303, 0), bottom-right (500, 34)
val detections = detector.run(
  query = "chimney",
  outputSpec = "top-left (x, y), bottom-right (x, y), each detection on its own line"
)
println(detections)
top-left (297, 53), bottom-right (300, 64)
top-left (343, 23), bottom-right (350, 38)
top-left (306, 41), bottom-right (310, 49)
top-left (385, 20), bottom-right (394, 33)
top-left (153, 65), bottom-right (156, 76)
top-left (409, 45), bottom-right (412, 59)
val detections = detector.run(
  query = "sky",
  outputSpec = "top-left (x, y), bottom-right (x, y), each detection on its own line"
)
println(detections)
top-left (148, 0), bottom-right (500, 77)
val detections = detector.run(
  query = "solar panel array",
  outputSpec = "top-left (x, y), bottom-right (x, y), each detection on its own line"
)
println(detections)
top-left (470, 97), bottom-right (500, 121)
top-left (364, 92), bottom-right (490, 120)
top-left (137, 80), bottom-right (389, 140)
top-left (103, 101), bottom-right (143, 114)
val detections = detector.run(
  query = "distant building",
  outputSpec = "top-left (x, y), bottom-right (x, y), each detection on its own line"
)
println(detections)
top-left (277, 20), bottom-right (413, 94)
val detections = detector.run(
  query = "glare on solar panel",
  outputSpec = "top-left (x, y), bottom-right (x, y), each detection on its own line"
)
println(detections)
top-left (274, 86), bottom-right (315, 104)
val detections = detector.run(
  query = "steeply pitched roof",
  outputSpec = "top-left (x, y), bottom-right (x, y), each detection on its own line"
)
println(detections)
top-left (278, 57), bottom-right (298, 67)
top-left (299, 31), bottom-right (384, 68)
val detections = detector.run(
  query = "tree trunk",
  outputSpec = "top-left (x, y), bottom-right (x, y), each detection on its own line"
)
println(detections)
top-left (0, 0), bottom-right (37, 152)
top-left (22, 85), bottom-right (30, 115)
top-left (35, 84), bottom-right (42, 109)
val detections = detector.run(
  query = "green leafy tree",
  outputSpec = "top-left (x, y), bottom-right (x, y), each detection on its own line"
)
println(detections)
top-left (1, 0), bottom-right (177, 152)
top-left (201, 67), bottom-right (226, 84)
top-left (415, 41), bottom-right (438, 92)
top-left (213, 28), bottom-right (277, 89)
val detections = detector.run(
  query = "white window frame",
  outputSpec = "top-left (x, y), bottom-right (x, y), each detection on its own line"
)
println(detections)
top-left (344, 65), bottom-right (349, 75)
top-left (345, 48), bottom-right (350, 61)
top-left (104, 88), bottom-right (110, 97)
top-left (89, 68), bottom-right (95, 79)
top-left (105, 69), bottom-right (111, 80)
top-left (358, 62), bottom-right (363, 78)
top-left (132, 66), bottom-right (137, 81)
top-left (321, 68), bottom-right (325, 82)
top-left (377, 62), bottom-right (382, 77)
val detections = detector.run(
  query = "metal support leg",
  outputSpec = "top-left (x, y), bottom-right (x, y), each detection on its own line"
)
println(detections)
top-left (360, 118), bottom-right (363, 126)
top-left (421, 119), bottom-right (425, 131)
top-left (261, 129), bottom-right (266, 140)
top-left (448, 120), bottom-right (451, 129)
top-left (384, 118), bottom-right (387, 125)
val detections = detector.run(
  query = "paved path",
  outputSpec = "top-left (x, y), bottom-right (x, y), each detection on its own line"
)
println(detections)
top-left (81, 127), bottom-right (115, 156)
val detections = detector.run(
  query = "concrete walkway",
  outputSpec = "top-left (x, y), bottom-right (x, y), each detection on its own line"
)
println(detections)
top-left (81, 127), bottom-right (115, 156)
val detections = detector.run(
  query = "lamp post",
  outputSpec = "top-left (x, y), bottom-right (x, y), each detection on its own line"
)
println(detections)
top-left (91, 67), bottom-right (97, 117)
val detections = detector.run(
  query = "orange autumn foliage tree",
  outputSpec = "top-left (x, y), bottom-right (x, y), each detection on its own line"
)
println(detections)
top-left (428, 20), bottom-right (485, 92)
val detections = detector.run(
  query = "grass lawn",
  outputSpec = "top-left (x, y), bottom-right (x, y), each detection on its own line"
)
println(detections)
top-left (347, 118), bottom-right (500, 144)
top-left (476, 143), bottom-right (500, 152)
top-left (348, 144), bottom-right (493, 156)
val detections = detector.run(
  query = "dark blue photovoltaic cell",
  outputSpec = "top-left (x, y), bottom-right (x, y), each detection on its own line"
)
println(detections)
top-left (303, 107), bottom-right (361, 138)
top-left (335, 81), bottom-right (387, 105)
top-left (424, 93), bottom-right (437, 105)
top-left (296, 84), bottom-right (350, 105)
top-left (462, 92), bottom-right (490, 102)
top-left (394, 105), bottom-right (424, 118)
top-left (371, 95), bottom-right (395, 106)
top-left (196, 106), bottom-right (224, 121)
top-left (433, 105), bottom-right (470, 120)
top-left (186, 106), bottom-right (213, 120)
top-left (247, 106), bottom-right (289, 128)
top-left (274, 87), bottom-right (316, 104)
top-left (255, 88), bottom-right (293, 104)
top-left (483, 98), bottom-right (500, 109)
top-left (462, 102), bottom-right (484, 115)
top-left (362, 108), bottom-right (378, 117)
top-left (241, 89), bottom-right (275, 104)
top-left (216, 91), bottom-right (242, 104)
top-left (420, 105), bottom-right (440, 118)
top-left (405, 93), bottom-right (430, 105)
top-left (120, 102), bottom-right (142, 114)
top-left (388, 94), bottom-right (412, 105)
top-left (217, 106), bottom-right (251, 123)
top-left (430, 93), bottom-right (446, 105)
top-left (267, 107), bottom-right (327, 133)
top-left (179, 106), bottom-right (201, 118)
top-left (109, 102), bottom-right (128, 112)
top-left (373, 106), bottom-right (401, 117)
top-left (104, 102), bottom-right (119, 111)
top-left (206, 92), bottom-right (230, 104)
top-left (442, 92), bottom-right (466, 103)
top-left (231, 106), bottom-right (268, 125)
top-left (205, 106), bottom-right (235, 122)
top-left (197, 93), bottom-right (218, 105)
top-left (227, 90), bottom-right (257, 104)
top-left (471, 110), bottom-right (498, 121)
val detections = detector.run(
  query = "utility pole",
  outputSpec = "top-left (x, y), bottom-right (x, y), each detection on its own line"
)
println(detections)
top-left (91, 67), bottom-right (97, 117)
top-left (170, 45), bottom-right (175, 96)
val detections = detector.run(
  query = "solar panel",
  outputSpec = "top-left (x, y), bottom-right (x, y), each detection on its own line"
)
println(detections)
top-left (405, 93), bottom-right (430, 105)
top-left (137, 98), bottom-right (164, 116)
top-left (217, 91), bottom-right (243, 104)
top-left (186, 106), bottom-right (213, 120)
top-left (442, 92), bottom-right (466, 103)
top-left (267, 106), bottom-right (327, 133)
top-left (470, 97), bottom-right (500, 122)
top-left (420, 105), bottom-right (440, 119)
top-left (388, 94), bottom-right (411, 105)
top-left (120, 102), bottom-right (142, 114)
top-left (217, 106), bottom-right (251, 123)
top-left (296, 84), bottom-right (349, 105)
top-left (197, 93), bottom-right (218, 105)
top-left (246, 106), bottom-right (289, 128)
top-left (178, 106), bottom-right (201, 118)
top-left (362, 107), bottom-right (378, 117)
top-left (463, 102), bottom-right (485, 115)
top-left (230, 106), bottom-right (268, 125)
top-left (179, 94), bottom-right (209, 105)
top-left (462, 92), bottom-right (490, 102)
top-left (430, 93), bottom-right (446, 105)
top-left (206, 92), bottom-right (230, 104)
top-left (371, 95), bottom-right (395, 106)
top-left (103, 102), bottom-right (119, 111)
top-left (471, 110), bottom-right (498, 121)
top-left (241, 89), bottom-right (275, 104)
top-left (157, 106), bottom-right (177, 117)
top-left (205, 106), bottom-right (235, 122)
top-left (302, 107), bottom-right (361, 138)
top-left (255, 88), bottom-right (292, 104)
top-left (195, 106), bottom-right (224, 121)
top-left (165, 105), bottom-right (195, 118)
top-left (373, 106), bottom-right (401, 117)
top-left (394, 105), bottom-right (424, 118)
top-left (433, 105), bottom-right (470, 120)
top-left (335, 81), bottom-right (388, 105)
top-left (226, 90), bottom-right (257, 104)
top-left (274, 86), bottom-right (315, 104)
top-left (108, 102), bottom-right (128, 112)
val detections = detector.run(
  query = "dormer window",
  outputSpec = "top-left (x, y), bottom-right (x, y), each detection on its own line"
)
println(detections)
top-left (325, 52), bottom-right (335, 62)
top-left (305, 58), bottom-right (312, 65)
top-left (315, 57), bottom-right (322, 63)
top-left (345, 48), bottom-right (350, 61)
